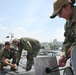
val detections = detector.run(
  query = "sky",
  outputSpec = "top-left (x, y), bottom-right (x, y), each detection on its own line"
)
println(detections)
top-left (0, 0), bottom-right (66, 43)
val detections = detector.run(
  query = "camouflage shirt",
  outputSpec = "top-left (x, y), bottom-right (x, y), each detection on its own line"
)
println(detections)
top-left (62, 6), bottom-right (76, 58)
top-left (17, 37), bottom-right (41, 53)
top-left (0, 48), bottom-right (17, 59)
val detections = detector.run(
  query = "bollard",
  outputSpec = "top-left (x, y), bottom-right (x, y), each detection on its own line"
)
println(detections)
top-left (34, 56), bottom-right (60, 75)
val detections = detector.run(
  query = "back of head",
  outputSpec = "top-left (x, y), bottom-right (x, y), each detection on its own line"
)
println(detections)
top-left (12, 39), bottom-right (18, 43)
top-left (12, 39), bottom-right (19, 46)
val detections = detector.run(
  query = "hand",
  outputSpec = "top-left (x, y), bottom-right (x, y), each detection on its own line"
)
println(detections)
top-left (59, 56), bottom-right (67, 67)
top-left (10, 64), bottom-right (17, 69)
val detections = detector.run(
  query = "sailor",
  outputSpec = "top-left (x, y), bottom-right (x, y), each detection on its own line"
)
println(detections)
top-left (0, 41), bottom-right (17, 71)
top-left (12, 37), bottom-right (41, 71)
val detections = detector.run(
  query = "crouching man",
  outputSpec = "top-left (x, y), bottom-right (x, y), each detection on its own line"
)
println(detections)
top-left (0, 41), bottom-right (18, 71)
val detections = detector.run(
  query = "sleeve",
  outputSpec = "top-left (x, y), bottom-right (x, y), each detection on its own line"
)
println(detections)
top-left (61, 22), bottom-right (75, 59)
top-left (71, 23), bottom-right (76, 46)
top-left (0, 48), bottom-right (4, 57)
top-left (61, 32), bottom-right (73, 59)
top-left (0, 49), bottom-right (6, 59)
top-left (61, 7), bottom-right (76, 59)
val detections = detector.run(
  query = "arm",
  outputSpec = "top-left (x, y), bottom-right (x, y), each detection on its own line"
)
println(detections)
top-left (1, 58), bottom-right (16, 68)
top-left (68, 23), bottom-right (76, 56)
top-left (1, 49), bottom-right (16, 69)
top-left (59, 32), bottom-right (73, 67)
top-left (59, 22), bottom-right (75, 67)
top-left (61, 26), bottom-right (74, 59)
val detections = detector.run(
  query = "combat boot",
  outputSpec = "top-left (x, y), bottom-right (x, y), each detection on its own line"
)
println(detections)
top-left (26, 59), bottom-right (33, 71)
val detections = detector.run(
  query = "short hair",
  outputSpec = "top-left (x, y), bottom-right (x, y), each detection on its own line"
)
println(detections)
top-left (12, 39), bottom-right (18, 43)
top-left (12, 39), bottom-right (19, 44)
top-left (5, 41), bottom-right (10, 45)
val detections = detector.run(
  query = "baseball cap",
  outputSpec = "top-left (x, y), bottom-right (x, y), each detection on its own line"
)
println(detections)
top-left (5, 41), bottom-right (10, 45)
top-left (50, 0), bottom-right (71, 18)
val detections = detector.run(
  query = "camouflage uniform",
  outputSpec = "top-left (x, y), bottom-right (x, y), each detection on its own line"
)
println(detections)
top-left (62, 6), bottom-right (76, 59)
top-left (16, 37), bottom-right (41, 71)
top-left (0, 48), bottom-right (18, 69)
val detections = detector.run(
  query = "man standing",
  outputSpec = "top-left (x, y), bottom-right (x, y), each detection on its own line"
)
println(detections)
top-left (12, 37), bottom-right (41, 71)
top-left (0, 41), bottom-right (17, 71)
top-left (50, 0), bottom-right (76, 67)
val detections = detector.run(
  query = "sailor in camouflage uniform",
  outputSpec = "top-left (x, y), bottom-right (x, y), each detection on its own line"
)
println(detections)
top-left (50, 0), bottom-right (76, 67)
top-left (0, 41), bottom-right (17, 71)
top-left (12, 37), bottom-right (41, 71)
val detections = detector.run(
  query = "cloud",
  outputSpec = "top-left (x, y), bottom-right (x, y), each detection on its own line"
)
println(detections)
top-left (10, 26), bottom-right (65, 42)
top-left (49, 28), bottom-right (64, 42)
top-left (0, 0), bottom-right (65, 43)
top-left (0, 17), bottom-right (5, 22)
top-left (12, 27), bottom-right (26, 38)
top-left (12, 27), bottom-right (43, 39)
top-left (0, 24), bottom-right (7, 30)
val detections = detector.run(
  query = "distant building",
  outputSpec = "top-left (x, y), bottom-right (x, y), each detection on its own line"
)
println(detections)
top-left (53, 39), bottom-right (57, 45)
top-left (41, 39), bottom-right (63, 50)
top-left (41, 42), bottom-right (50, 50)
top-left (53, 39), bottom-right (63, 47)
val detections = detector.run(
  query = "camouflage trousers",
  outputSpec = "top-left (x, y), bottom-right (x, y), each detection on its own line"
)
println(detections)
top-left (16, 42), bottom-right (41, 71)
top-left (26, 45), bottom-right (40, 71)
top-left (26, 56), bottom-right (33, 71)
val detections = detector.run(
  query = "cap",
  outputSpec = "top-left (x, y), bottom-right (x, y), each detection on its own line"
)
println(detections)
top-left (5, 41), bottom-right (10, 45)
top-left (50, 0), bottom-right (71, 18)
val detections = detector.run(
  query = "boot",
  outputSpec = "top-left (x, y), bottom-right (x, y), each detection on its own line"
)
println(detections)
top-left (26, 59), bottom-right (33, 71)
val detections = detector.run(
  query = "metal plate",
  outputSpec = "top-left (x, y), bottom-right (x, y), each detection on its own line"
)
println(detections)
top-left (34, 56), bottom-right (60, 75)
